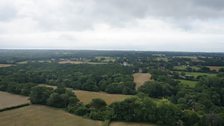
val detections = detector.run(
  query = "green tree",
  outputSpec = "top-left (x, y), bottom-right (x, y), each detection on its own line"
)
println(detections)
top-left (30, 86), bottom-right (52, 104)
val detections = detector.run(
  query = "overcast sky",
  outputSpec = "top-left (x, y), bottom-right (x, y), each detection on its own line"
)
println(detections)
top-left (0, 0), bottom-right (224, 52)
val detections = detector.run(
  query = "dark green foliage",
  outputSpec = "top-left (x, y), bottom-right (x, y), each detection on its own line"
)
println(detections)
top-left (138, 81), bottom-right (176, 98)
top-left (30, 86), bottom-right (52, 104)
top-left (0, 81), bottom-right (35, 96)
top-left (182, 110), bottom-right (200, 126)
top-left (30, 86), bottom-right (79, 108)
top-left (111, 97), bottom-right (157, 122)
top-left (89, 107), bottom-right (113, 120)
top-left (0, 63), bottom-right (135, 94)
top-left (199, 113), bottom-right (224, 126)
top-left (89, 98), bottom-right (107, 109)
top-left (156, 100), bottom-right (182, 125)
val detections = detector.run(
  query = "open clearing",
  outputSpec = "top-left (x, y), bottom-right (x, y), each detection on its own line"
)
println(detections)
top-left (75, 90), bottom-right (132, 105)
top-left (0, 64), bottom-right (13, 68)
top-left (39, 84), bottom-right (132, 105)
top-left (110, 122), bottom-right (156, 126)
top-left (177, 79), bottom-right (198, 88)
top-left (173, 65), bottom-right (200, 71)
top-left (0, 105), bottom-right (102, 126)
top-left (133, 73), bottom-right (152, 89)
top-left (207, 66), bottom-right (224, 72)
top-left (185, 72), bottom-right (216, 78)
top-left (0, 91), bottom-right (29, 110)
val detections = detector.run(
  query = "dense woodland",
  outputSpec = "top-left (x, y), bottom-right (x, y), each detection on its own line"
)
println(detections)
top-left (0, 50), bottom-right (224, 126)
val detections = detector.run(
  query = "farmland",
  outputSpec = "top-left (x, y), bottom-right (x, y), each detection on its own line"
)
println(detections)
top-left (39, 84), bottom-right (132, 105)
top-left (0, 105), bottom-right (102, 126)
top-left (184, 71), bottom-right (216, 78)
top-left (207, 66), bottom-right (224, 72)
top-left (177, 79), bottom-right (198, 88)
top-left (0, 91), bottom-right (29, 110)
top-left (75, 90), bottom-right (132, 104)
top-left (133, 73), bottom-right (152, 89)
top-left (0, 64), bottom-right (13, 68)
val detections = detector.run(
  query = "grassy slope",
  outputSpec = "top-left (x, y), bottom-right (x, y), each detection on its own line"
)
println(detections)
top-left (0, 105), bottom-right (102, 126)
top-left (75, 90), bottom-right (132, 105)
top-left (185, 72), bottom-right (216, 77)
top-left (0, 91), bottom-right (30, 109)
top-left (177, 79), bottom-right (198, 88)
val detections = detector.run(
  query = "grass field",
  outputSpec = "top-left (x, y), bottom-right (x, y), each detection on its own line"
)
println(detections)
top-left (0, 105), bottom-right (102, 126)
top-left (0, 64), bottom-right (13, 68)
top-left (75, 90), bottom-right (132, 105)
top-left (110, 122), bottom-right (156, 126)
top-left (39, 84), bottom-right (132, 105)
top-left (173, 65), bottom-right (200, 71)
top-left (177, 79), bottom-right (198, 88)
top-left (0, 91), bottom-right (30, 110)
top-left (95, 56), bottom-right (116, 62)
top-left (185, 72), bottom-right (216, 78)
top-left (133, 73), bottom-right (152, 89)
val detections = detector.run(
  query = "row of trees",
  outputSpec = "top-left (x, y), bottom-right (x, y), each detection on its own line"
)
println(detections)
top-left (29, 85), bottom-right (224, 126)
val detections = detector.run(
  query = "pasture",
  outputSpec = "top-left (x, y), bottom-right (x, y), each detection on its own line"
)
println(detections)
top-left (133, 73), bottom-right (152, 89)
top-left (185, 72), bottom-right (216, 78)
top-left (177, 79), bottom-right (198, 88)
top-left (173, 65), bottom-right (200, 71)
top-left (75, 90), bottom-right (132, 105)
top-left (0, 105), bottom-right (102, 126)
top-left (0, 91), bottom-right (29, 110)
top-left (38, 84), bottom-right (132, 105)
top-left (207, 66), bottom-right (224, 72)
top-left (0, 64), bottom-right (13, 68)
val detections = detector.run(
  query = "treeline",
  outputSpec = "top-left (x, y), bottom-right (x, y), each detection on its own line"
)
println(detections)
top-left (0, 63), bottom-right (135, 94)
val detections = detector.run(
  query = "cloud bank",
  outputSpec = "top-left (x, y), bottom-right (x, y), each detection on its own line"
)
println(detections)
top-left (0, 0), bottom-right (224, 52)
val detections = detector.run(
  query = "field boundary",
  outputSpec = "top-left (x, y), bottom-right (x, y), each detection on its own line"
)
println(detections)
top-left (0, 103), bottom-right (30, 112)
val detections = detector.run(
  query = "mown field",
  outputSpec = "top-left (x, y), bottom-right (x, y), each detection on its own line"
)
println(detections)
top-left (110, 121), bottom-right (156, 126)
top-left (0, 91), bottom-right (29, 110)
top-left (173, 65), bottom-right (200, 71)
top-left (177, 79), bottom-right (198, 88)
top-left (75, 90), bottom-right (132, 105)
top-left (184, 72), bottom-right (216, 77)
top-left (0, 105), bottom-right (102, 126)
top-left (207, 66), bottom-right (224, 72)
top-left (133, 73), bottom-right (152, 89)
top-left (39, 84), bottom-right (132, 105)
top-left (0, 64), bottom-right (13, 68)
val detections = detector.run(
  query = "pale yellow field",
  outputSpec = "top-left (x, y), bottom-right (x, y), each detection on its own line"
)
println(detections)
top-left (0, 105), bottom-right (102, 126)
top-left (0, 64), bottom-right (13, 68)
top-left (207, 66), bottom-right (224, 72)
top-left (110, 122), bottom-right (156, 126)
top-left (38, 84), bottom-right (132, 105)
top-left (0, 91), bottom-right (30, 110)
top-left (133, 73), bottom-right (152, 89)
top-left (75, 90), bottom-right (132, 105)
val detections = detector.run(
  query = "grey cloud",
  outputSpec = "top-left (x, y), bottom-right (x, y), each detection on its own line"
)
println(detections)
top-left (0, 6), bottom-right (17, 21)
top-left (33, 0), bottom-right (224, 31)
